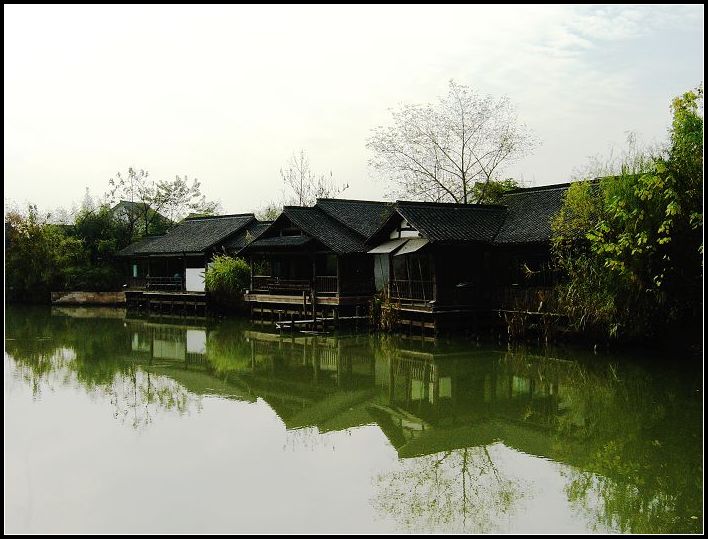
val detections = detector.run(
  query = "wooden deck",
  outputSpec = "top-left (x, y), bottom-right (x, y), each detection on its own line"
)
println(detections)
top-left (244, 292), bottom-right (372, 306)
top-left (125, 290), bottom-right (207, 315)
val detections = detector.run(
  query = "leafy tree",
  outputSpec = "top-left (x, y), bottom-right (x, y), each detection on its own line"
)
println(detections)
top-left (5, 205), bottom-right (86, 302)
top-left (73, 204), bottom-right (132, 261)
top-left (470, 178), bottom-right (521, 204)
top-left (367, 80), bottom-right (537, 203)
top-left (551, 86), bottom-right (703, 342)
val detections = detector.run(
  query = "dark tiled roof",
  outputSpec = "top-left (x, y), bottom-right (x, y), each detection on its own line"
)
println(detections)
top-left (315, 198), bottom-right (393, 238)
top-left (395, 201), bottom-right (508, 243)
top-left (494, 184), bottom-right (569, 244)
top-left (282, 206), bottom-right (366, 253)
top-left (116, 235), bottom-right (162, 257)
top-left (248, 235), bottom-right (312, 248)
top-left (223, 221), bottom-right (272, 252)
top-left (117, 214), bottom-right (255, 256)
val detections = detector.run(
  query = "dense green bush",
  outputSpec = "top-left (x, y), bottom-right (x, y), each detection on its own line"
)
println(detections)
top-left (551, 86), bottom-right (703, 343)
top-left (6, 206), bottom-right (85, 302)
top-left (204, 255), bottom-right (250, 310)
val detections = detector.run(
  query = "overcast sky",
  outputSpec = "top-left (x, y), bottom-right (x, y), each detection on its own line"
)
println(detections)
top-left (4, 5), bottom-right (704, 214)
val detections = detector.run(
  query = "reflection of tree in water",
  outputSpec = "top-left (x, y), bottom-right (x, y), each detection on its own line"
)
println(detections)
top-left (373, 443), bottom-right (526, 533)
top-left (6, 307), bottom-right (702, 532)
top-left (102, 368), bottom-right (200, 430)
top-left (374, 347), bottom-right (702, 534)
top-left (543, 357), bottom-right (703, 534)
top-left (556, 365), bottom-right (703, 534)
top-left (7, 345), bottom-right (74, 397)
top-left (5, 307), bottom-right (200, 429)
top-left (282, 426), bottom-right (338, 453)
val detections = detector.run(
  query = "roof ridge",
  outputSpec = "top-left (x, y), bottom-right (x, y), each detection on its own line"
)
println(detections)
top-left (396, 200), bottom-right (508, 209)
top-left (316, 197), bottom-right (390, 204)
top-left (184, 213), bottom-right (255, 221)
top-left (504, 182), bottom-right (572, 194)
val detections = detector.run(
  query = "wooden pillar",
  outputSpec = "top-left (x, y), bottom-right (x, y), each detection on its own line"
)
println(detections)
top-left (336, 256), bottom-right (341, 297)
top-left (312, 290), bottom-right (317, 324)
top-left (311, 253), bottom-right (316, 297)
top-left (430, 252), bottom-right (437, 302)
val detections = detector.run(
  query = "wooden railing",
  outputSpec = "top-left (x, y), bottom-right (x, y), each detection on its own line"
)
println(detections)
top-left (252, 275), bottom-right (274, 291)
top-left (126, 277), bottom-right (147, 289)
top-left (250, 275), bottom-right (351, 296)
top-left (389, 279), bottom-right (434, 302)
top-left (251, 276), bottom-right (312, 294)
top-left (314, 275), bottom-right (337, 294)
top-left (146, 276), bottom-right (183, 291)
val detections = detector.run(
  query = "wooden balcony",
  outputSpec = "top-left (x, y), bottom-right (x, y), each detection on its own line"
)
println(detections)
top-left (146, 276), bottom-right (184, 291)
top-left (252, 276), bottom-right (310, 293)
top-left (314, 275), bottom-right (337, 295)
top-left (127, 276), bottom-right (184, 291)
top-left (251, 275), bottom-right (339, 295)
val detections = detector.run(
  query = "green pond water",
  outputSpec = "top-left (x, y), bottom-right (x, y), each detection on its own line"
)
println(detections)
top-left (4, 306), bottom-right (703, 533)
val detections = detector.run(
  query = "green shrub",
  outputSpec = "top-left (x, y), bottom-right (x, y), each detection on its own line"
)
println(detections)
top-left (204, 255), bottom-right (250, 310)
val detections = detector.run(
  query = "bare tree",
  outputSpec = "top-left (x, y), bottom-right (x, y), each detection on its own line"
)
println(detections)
top-left (367, 80), bottom-right (538, 204)
top-left (155, 175), bottom-right (221, 222)
top-left (107, 167), bottom-right (221, 239)
top-left (279, 149), bottom-right (348, 206)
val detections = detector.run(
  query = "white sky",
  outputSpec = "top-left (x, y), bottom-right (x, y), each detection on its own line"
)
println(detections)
top-left (4, 5), bottom-right (704, 214)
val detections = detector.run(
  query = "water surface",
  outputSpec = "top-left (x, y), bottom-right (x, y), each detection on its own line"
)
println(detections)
top-left (4, 306), bottom-right (703, 533)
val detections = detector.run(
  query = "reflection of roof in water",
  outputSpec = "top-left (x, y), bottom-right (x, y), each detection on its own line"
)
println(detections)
top-left (117, 317), bottom-right (597, 466)
top-left (146, 363), bottom-right (256, 403)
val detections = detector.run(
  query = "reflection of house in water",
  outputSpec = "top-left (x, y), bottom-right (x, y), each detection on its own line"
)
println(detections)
top-left (130, 322), bottom-right (207, 362)
top-left (241, 331), bottom-right (379, 433)
top-left (126, 319), bottom-right (255, 403)
top-left (372, 346), bottom-right (581, 460)
top-left (122, 317), bottom-right (588, 463)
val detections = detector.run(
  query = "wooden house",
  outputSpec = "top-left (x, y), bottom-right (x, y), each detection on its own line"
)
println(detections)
top-left (366, 200), bottom-right (508, 310)
top-left (366, 183), bottom-right (570, 330)
top-left (492, 183), bottom-right (569, 307)
top-left (117, 214), bottom-right (268, 292)
top-left (238, 199), bottom-right (392, 319)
